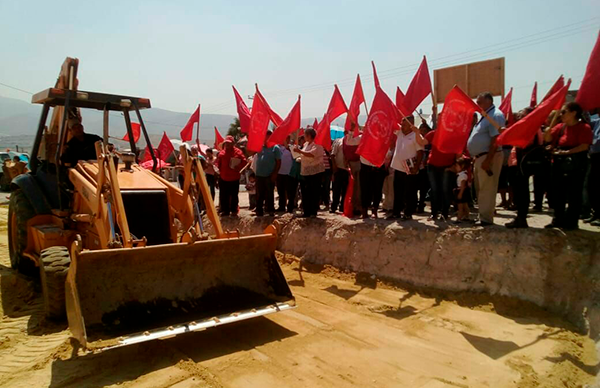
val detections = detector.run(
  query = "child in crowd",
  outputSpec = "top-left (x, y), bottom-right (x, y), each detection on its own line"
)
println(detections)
top-left (246, 172), bottom-right (257, 211)
top-left (450, 158), bottom-right (472, 223)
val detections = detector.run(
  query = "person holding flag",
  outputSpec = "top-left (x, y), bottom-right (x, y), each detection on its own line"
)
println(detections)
top-left (388, 116), bottom-right (425, 221)
top-left (543, 102), bottom-right (593, 230)
top-left (466, 92), bottom-right (506, 226)
top-left (215, 136), bottom-right (247, 217)
top-left (294, 128), bottom-right (325, 218)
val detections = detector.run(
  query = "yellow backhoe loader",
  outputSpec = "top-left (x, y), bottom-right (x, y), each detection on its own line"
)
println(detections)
top-left (8, 58), bottom-right (295, 351)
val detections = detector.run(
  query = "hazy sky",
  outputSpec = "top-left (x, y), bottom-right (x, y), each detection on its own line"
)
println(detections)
top-left (0, 0), bottom-right (598, 120)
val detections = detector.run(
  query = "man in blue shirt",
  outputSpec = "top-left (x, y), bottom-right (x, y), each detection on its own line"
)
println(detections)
top-left (254, 130), bottom-right (281, 217)
top-left (467, 92), bottom-right (506, 226)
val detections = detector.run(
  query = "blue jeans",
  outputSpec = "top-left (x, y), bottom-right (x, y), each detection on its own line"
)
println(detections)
top-left (427, 165), bottom-right (455, 217)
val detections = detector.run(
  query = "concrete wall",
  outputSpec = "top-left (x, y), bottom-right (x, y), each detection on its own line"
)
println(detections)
top-left (218, 214), bottom-right (600, 343)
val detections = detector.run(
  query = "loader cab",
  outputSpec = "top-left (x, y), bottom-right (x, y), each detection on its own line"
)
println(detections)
top-left (20, 86), bottom-right (175, 249)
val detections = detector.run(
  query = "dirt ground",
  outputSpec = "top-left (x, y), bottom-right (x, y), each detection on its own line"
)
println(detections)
top-left (0, 206), bottom-right (598, 388)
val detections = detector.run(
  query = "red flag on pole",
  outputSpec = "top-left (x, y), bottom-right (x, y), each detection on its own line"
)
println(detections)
top-left (247, 89), bottom-right (271, 153)
top-left (312, 118), bottom-right (319, 128)
top-left (268, 96), bottom-right (301, 147)
top-left (344, 74), bottom-right (365, 132)
top-left (498, 84), bottom-right (569, 148)
top-left (179, 106), bottom-right (200, 142)
top-left (214, 127), bottom-right (224, 150)
top-left (576, 31), bottom-right (600, 111)
top-left (541, 75), bottom-right (565, 104)
top-left (315, 85), bottom-right (348, 151)
top-left (233, 86), bottom-right (251, 134)
top-left (432, 86), bottom-right (482, 155)
top-left (122, 122), bottom-right (141, 143)
top-left (157, 132), bottom-right (175, 161)
top-left (256, 85), bottom-right (283, 126)
top-left (356, 87), bottom-right (403, 166)
top-left (499, 87), bottom-right (514, 126)
top-left (403, 56), bottom-right (433, 115)
top-left (371, 61), bottom-right (380, 89)
top-left (530, 82), bottom-right (538, 108)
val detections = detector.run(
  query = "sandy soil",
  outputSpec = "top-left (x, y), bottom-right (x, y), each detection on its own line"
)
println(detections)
top-left (0, 206), bottom-right (597, 388)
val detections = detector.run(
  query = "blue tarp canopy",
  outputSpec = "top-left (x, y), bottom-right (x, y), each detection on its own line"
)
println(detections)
top-left (330, 125), bottom-right (344, 140)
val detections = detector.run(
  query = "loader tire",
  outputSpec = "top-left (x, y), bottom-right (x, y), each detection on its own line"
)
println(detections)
top-left (39, 246), bottom-right (71, 320)
top-left (8, 189), bottom-right (36, 275)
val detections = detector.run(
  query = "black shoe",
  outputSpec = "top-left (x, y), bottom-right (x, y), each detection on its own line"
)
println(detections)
top-left (386, 214), bottom-right (399, 220)
top-left (591, 219), bottom-right (600, 227)
top-left (532, 205), bottom-right (543, 212)
top-left (429, 214), bottom-right (438, 221)
top-left (583, 216), bottom-right (597, 224)
top-left (255, 212), bottom-right (264, 217)
top-left (401, 214), bottom-right (413, 221)
top-left (475, 220), bottom-right (493, 227)
top-left (506, 218), bottom-right (528, 229)
top-left (562, 224), bottom-right (579, 231)
top-left (329, 209), bottom-right (336, 214)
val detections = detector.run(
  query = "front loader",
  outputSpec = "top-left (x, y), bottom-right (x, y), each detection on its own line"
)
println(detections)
top-left (8, 58), bottom-right (295, 351)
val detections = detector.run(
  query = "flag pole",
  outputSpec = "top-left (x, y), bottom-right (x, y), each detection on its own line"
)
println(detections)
top-left (195, 104), bottom-right (201, 148)
top-left (431, 91), bottom-right (438, 128)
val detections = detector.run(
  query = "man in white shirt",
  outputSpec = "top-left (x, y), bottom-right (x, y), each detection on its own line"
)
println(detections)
top-left (389, 116), bottom-right (424, 220)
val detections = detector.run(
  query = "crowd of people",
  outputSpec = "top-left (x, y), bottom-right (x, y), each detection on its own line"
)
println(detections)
top-left (192, 94), bottom-right (599, 231)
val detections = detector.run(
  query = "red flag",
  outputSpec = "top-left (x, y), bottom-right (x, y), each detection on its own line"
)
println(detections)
top-left (371, 61), bottom-right (380, 89)
top-left (179, 105), bottom-right (200, 142)
top-left (214, 126), bottom-right (224, 150)
top-left (344, 74), bottom-right (365, 132)
top-left (268, 96), bottom-right (301, 147)
top-left (356, 87), bottom-right (403, 166)
top-left (541, 75), bottom-right (565, 103)
top-left (499, 87), bottom-right (514, 126)
top-left (498, 84), bottom-right (569, 148)
top-left (343, 171), bottom-right (354, 218)
top-left (157, 132), bottom-right (175, 161)
top-left (312, 118), bottom-right (318, 128)
top-left (432, 86), bottom-right (482, 155)
top-left (530, 82), bottom-right (538, 108)
top-left (576, 32), bottom-right (600, 111)
top-left (256, 85), bottom-right (283, 126)
top-left (403, 56), bottom-right (433, 115)
top-left (315, 85), bottom-right (348, 151)
top-left (122, 122), bottom-right (141, 143)
top-left (247, 90), bottom-right (271, 152)
top-left (233, 86), bottom-right (251, 134)
top-left (142, 147), bottom-right (156, 163)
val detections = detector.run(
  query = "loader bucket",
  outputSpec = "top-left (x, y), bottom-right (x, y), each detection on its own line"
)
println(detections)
top-left (65, 233), bottom-right (295, 351)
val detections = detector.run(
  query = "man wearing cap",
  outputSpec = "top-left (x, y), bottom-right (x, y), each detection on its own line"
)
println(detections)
top-left (215, 136), bottom-right (247, 216)
top-left (254, 130), bottom-right (281, 217)
top-left (466, 92), bottom-right (506, 226)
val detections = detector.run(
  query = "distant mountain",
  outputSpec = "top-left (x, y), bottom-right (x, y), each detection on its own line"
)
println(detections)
top-left (0, 95), bottom-right (236, 143)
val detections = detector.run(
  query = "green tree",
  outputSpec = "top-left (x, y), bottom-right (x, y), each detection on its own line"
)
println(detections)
top-left (227, 117), bottom-right (243, 142)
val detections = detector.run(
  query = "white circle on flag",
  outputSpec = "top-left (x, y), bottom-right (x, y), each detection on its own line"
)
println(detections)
top-left (365, 110), bottom-right (392, 141)
top-left (441, 99), bottom-right (470, 134)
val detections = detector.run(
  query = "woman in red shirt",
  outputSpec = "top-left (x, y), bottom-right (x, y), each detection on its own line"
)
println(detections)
top-left (543, 102), bottom-right (593, 230)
